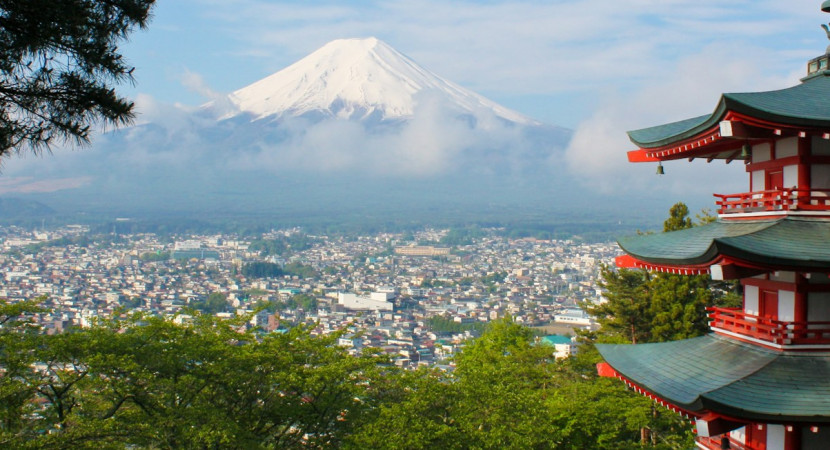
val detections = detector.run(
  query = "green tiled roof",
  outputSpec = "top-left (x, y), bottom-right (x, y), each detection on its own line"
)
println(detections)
top-left (617, 217), bottom-right (830, 269)
top-left (628, 73), bottom-right (830, 148)
top-left (541, 335), bottom-right (573, 345)
top-left (597, 335), bottom-right (830, 422)
top-left (627, 115), bottom-right (711, 148)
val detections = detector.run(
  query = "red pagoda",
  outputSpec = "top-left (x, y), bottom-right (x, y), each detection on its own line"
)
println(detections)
top-left (596, 3), bottom-right (830, 449)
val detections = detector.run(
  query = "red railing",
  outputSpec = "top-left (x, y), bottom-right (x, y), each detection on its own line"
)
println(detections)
top-left (708, 306), bottom-right (830, 346)
top-left (697, 436), bottom-right (748, 450)
top-left (714, 188), bottom-right (830, 214)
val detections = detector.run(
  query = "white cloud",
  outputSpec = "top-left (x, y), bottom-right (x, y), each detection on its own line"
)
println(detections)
top-left (179, 69), bottom-right (225, 101)
top-left (224, 90), bottom-right (542, 177)
top-left (563, 41), bottom-right (794, 199)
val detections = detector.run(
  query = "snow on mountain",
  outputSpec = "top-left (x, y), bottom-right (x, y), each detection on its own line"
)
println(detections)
top-left (215, 37), bottom-right (537, 125)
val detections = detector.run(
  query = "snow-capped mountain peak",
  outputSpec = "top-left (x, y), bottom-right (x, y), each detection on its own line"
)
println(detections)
top-left (218, 37), bottom-right (536, 124)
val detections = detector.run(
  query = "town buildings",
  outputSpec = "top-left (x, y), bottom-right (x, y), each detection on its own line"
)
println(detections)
top-left (0, 225), bottom-right (614, 368)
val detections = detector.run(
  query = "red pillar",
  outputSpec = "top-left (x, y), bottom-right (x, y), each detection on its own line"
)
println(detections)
top-left (794, 273), bottom-right (808, 323)
top-left (785, 425), bottom-right (801, 450)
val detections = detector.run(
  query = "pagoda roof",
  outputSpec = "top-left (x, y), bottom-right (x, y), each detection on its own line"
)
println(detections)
top-left (597, 334), bottom-right (830, 423)
top-left (617, 217), bottom-right (830, 271)
top-left (629, 73), bottom-right (830, 148)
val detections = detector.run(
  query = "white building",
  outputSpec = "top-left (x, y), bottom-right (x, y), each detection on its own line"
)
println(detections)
top-left (541, 335), bottom-right (578, 359)
top-left (554, 308), bottom-right (595, 326)
top-left (174, 240), bottom-right (202, 251)
top-left (337, 292), bottom-right (394, 311)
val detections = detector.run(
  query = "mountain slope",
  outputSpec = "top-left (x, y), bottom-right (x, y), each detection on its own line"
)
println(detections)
top-left (214, 37), bottom-right (537, 125)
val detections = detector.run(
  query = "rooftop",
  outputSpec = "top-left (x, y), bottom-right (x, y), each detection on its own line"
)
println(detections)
top-left (597, 334), bottom-right (830, 423)
top-left (617, 217), bottom-right (830, 271)
top-left (628, 72), bottom-right (830, 150)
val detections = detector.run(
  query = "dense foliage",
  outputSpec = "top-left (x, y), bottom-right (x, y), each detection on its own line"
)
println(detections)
top-left (426, 315), bottom-right (487, 333)
top-left (241, 261), bottom-right (317, 279)
top-left (584, 202), bottom-right (740, 344)
top-left (241, 262), bottom-right (284, 278)
top-left (0, 300), bottom-right (693, 449)
top-left (0, 300), bottom-right (383, 448)
top-left (139, 250), bottom-right (169, 262)
top-left (0, 0), bottom-right (155, 154)
top-left (285, 293), bottom-right (318, 311)
top-left (347, 319), bottom-right (693, 449)
top-left (439, 226), bottom-right (487, 246)
top-left (283, 262), bottom-right (317, 279)
top-left (191, 292), bottom-right (229, 314)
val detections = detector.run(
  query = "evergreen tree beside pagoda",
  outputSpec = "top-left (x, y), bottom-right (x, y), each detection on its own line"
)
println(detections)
top-left (586, 203), bottom-right (740, 344)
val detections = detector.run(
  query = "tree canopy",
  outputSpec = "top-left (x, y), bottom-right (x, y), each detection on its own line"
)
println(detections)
top-left (0, 300), bottom-right (696, 449)
top-left (191, 291), bottom-right (229, 314)
top-left (348, 318), bottom-right (693, 449)
top-left (663, 202), bottom-right (693, 232)
top-left (586, 202), bottom-right (739, 344)
top-left (0, 0), bottom-right (155, 155)
top-left (0, 300), bottom-right (384, 448)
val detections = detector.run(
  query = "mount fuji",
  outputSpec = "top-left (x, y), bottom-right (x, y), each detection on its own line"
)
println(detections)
top-left (0, 37), bottom-right (641, 226)
top-left (213, 37), bottom-right (536, 126)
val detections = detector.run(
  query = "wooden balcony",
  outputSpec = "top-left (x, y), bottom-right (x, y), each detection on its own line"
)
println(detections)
top-left (707, 306), bottom-right (830, 347)
top-left (714, 188), bottom-right (830, 215)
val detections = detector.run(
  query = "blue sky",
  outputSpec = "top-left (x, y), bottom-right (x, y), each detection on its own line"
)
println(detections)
top-left (121, 0), bottom-right (825, 129)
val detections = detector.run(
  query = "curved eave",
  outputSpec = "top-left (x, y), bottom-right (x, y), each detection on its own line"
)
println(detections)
top-left (597, 335), bottom-right (830, 423)
top-left (722, 75), bottom-right (830, 129)
top-left (626, 75), bottom-right (830, 162)
top-left (615, 254), bottom-right (716, 275)
top-left (617, 218), bottom-right (830, 271)
top-left (629, 109), bottom-right (726, 150)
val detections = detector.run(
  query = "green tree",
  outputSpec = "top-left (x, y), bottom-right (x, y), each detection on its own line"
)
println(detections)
top-left (590, 265), bottom-right (653, 344)
top-left (452, 318), bottom-right (558, 448)
top-left (648, 273), bottom-right (712, 342)
top-left (426, 315), bottom-right (486, 333)
top-left (248, 238), bottom-right (287, 256)
top-left (0, 299), bottom-right (44, 443)
top-left (588, 202), bottom-right (730, 344)
top-left (663, 202), bottom-right (693, 232)
top-left (0, 306), bottom-right (695, 449)
top-left (349, 318), bottom-right (558, 449)
top-left (350, 318), bottom-right (694, 449)
top-left (0, 0), bottom-right (156, 154)
top-left (191, 292), bottom-right (228, 314)
top-left (241, 261), bottom-right (283, 278)
top-left (283, 261), bottom-right (317, 279)
top-left (439, 226), bottom-right (486, 246)
top-left (549, 373), bottom-right (693, 448)
top-left (139, 251), bottom-right (169, 262)
top-left (0, 311), bottom-right (388, 448)
top-left (291, 293), bottom-right (318, 310)
top-left (346, 368), bottom-right (465, 449)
